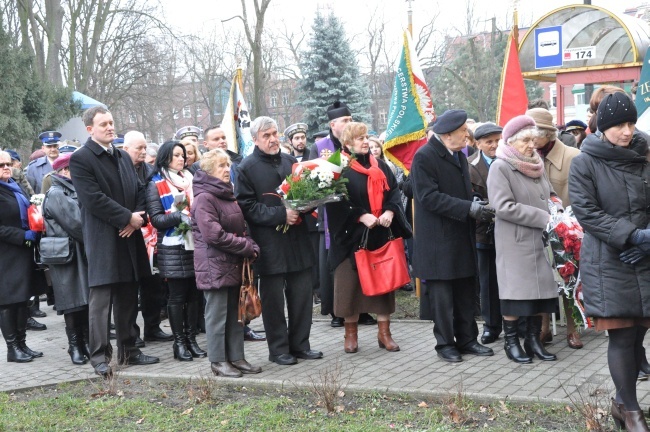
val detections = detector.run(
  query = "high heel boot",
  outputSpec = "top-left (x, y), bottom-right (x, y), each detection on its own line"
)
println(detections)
top-left (503, 319), bottom-right (532, 364)
top-left (168, 304), bottom-right (192, 361)
top-left (624, 410), bottom-right (650, 431)
top-left (16, 304), bottom-right (42, 358)
top-left (185, 299), bottom-right (207, 358)
top-left (344, 322), bottom-right (358, 353)
top-left (523, 316), bottom-right (557, 361)
top-left (377, 320), bottom-right (400, 352)
top-left (0, 306), bottom-right (32, 363)
top-left (65, 327), bottom-right (87, 365)
top-left (611, 398), bottom-right (626, 430)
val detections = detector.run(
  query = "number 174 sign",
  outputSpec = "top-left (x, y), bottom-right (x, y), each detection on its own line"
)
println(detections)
top-left (563, 46), bottom-right (596, 62)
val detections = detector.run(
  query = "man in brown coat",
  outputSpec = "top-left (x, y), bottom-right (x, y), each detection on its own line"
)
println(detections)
top-left (526, 108), bottom-right (583, 349)
top-left (468, 123), bottom-right (503, 345)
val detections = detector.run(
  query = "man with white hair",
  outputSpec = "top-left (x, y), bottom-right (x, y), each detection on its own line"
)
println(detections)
top-left (236, 116), bottom-right (322, 366)
top-left (122, 131), bottom-right (173, 345)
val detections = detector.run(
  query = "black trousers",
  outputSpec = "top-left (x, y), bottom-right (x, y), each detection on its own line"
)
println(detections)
top-left (423, 277), bottom-right (479, 351)
top-left (134, 273), bottom-right (163, 336)
top-left (477, 247), bottom-right (502, 334)
top-left (88, 282), bottom-right (139, 366)
top-left (318, 233), bottom-right (334, 316)
top-left (309, 231), bottom-right (320, 297)
top-left (259, 269), bottom-right (313, 356)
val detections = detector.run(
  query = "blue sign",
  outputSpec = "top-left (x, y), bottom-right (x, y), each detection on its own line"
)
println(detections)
top-left (534, 26), bottom-right (563, 69)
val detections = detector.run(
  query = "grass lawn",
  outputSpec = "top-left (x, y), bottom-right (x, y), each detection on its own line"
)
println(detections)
top-left (0, 378), bottom-right (610, 431)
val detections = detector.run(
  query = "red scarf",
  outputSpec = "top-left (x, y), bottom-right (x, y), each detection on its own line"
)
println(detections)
top-left (349, 154), bottom-right (389, 217)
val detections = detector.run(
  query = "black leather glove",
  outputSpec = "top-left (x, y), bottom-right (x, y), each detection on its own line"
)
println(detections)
top-left (630, 229), bottom-right (650, 254)
top-left (620, 246), bottom-right (647, 265)
top-left (468, 201), bottom-right (495, 222)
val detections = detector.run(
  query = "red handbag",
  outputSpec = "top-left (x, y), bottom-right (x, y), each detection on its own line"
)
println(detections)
top-left (354, 227), bottom-right (411, 296)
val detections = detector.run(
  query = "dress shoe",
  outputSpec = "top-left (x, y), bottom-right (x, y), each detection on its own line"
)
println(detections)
top-left (481, 330), bottom-right (499, 344)
top-left (358, 313), bottom-right (377, 325)
top-left (121, 352), bottom-right (160, 366)
top-left (268, 353), bottom-right (298, 365)
top-left (437, 346), bottom-right (462, 363)
top-left (135, 336), bottom-right (146, 348)
top-left (244, 329), bottom-right (266, 341)
top-left (330, 317), bottom-right (344, 328)
top-left (26, 317), bottom-right (46, 331)
top-left (313, 292), bottom-right (321, 305)
top-left (231, 359), bottom-right (262, 374)
top-left (639, 370), bottom-right (650, 381)
top-left (94, 362), bottom-right (113, 378)
top-left (400, 283), bottom-right (414, 292)
top-left (291, 349), bottom-right (323, 360)
top-left (458, 341), bottom-right (494, 356)
top-left (144, 328), bottom-right (173, 342)
top-left (567, 332), bottom-right (583, 349)
top-left (211, 361), bottom-right (242, 378)
top-left (29, 309), bottom-right (46, 318)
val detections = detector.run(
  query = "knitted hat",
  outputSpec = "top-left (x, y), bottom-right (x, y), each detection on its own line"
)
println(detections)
top-left (526, 108), bottom-right (556, 131)
top-left (597, 92), bottom-right (637, 133)
top-left (502, 115), bottom-right (537, 143)
top-left (433, 109), bottom-right (468, 134)
top-left (52, 153), bottom-right (72, 171)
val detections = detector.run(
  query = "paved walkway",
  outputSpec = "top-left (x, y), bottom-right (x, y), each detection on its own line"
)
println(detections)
top-left (1, 302), bottom-right (647, 406)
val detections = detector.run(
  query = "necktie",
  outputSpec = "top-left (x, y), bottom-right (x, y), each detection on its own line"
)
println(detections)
top-left (107, 145), bottom-right (114, 155)
top-left (453, 152), bottom-right (459, 163)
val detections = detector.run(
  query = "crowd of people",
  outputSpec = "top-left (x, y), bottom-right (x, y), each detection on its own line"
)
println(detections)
top-left (2, 89), bottom-right (650, 429)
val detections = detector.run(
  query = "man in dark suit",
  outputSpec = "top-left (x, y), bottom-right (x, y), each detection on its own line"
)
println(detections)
top-left (70, 107), bottom-right (159, 378)
top-left (467, 123), bottom-right (503, 345)
top-left (411, 109), bottom-right (495, 363)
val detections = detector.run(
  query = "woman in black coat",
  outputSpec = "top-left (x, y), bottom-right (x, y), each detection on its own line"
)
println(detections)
top-left (326, 122), bottom-right (411, 354)
top-left (42, 153), bottom-right (90, 365)
top-left (146, 141), bottom-right (206, 361)
top-left (569, 92), bottom-right (650, 431)
top-left (0, 151), bottom-right (43, 363)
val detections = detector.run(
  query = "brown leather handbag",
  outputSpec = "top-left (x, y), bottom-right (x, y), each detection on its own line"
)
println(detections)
top-left (238, 258), bottom-right (262, 324)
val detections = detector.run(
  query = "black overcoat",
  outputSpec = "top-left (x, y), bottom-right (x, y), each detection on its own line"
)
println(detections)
top-left (569, 134), bottom-right (650, 318)
top-left (235, 146), bottom-right (315, 276)
top-left (0, 181), bottom-right (45, 305)
top-left (69, 139), bottom-right (151, 288)
top-left (410, 135), bottom-right (477, 280)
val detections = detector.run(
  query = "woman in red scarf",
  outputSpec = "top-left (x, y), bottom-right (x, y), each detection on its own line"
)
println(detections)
top-left (326, 122), bottom-right (411, 354)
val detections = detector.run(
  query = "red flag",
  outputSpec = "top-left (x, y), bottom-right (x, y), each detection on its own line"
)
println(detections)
top-left (496, 26), bottom-right (528, 126)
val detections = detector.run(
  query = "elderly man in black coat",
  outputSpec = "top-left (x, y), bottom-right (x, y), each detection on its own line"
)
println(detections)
top-left (236, 116), bottom-right (322, 366)
top-left (70, 107), bottom-right (159, 378)
top-left (411, 109), bottom-right (495, 363)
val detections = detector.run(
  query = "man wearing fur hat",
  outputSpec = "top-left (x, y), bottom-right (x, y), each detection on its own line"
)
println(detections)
top-left (526, 107), bottom-right (582, 349)
top-left (411, 109), bottom-right (495, 363)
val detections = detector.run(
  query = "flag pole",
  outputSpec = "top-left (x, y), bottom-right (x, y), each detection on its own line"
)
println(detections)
top-left (405, 0), bottom-right (421, 298)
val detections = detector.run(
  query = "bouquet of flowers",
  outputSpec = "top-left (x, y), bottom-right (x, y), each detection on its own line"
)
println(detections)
top-left (171, 194), bottom-right (194, 250)
top-left (544, 205), bottom-right (592, 328)
top-left (28, 194), bottom-right (46, 233)
top-left (273, 150), bottom-right (349, 233)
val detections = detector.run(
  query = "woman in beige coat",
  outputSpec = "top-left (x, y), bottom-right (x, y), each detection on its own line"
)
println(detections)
top-left (487, 115), bottom-right (560, 364)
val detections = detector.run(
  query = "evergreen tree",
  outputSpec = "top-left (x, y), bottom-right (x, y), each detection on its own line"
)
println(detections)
top-left (298, 12), bottom-right (371, 136)
top-left (0, 18), bottom-right (79, 154)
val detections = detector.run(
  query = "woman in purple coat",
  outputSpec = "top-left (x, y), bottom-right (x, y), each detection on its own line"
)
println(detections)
top-left (191, 149), bottom-right (261, 377)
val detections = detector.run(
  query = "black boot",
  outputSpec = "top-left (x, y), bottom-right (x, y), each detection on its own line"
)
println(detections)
top-left (503, 319), bottom-right (532, 364)
top-left (0, 306), bottom-right (33, 363)
top-left (168, 304), bottom-right (192, 361)
top-left (524, 315), bottom-right (557, 361)
top-left (185, 299), bottom-right (207, 358)
top-left (65, 327), bottom-right (87, 365)
top-left (16, 305), bottom-right (42, 357)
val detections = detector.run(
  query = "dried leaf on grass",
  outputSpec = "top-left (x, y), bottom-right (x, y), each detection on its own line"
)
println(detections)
top-left (499, 400), bottom-right (509, 414)
top-left (181, 408), bottom-right (194, 415)
top-left (418, 401), bottom-right (429, 408)
top-left (135, 418), bottom-right (144, 424)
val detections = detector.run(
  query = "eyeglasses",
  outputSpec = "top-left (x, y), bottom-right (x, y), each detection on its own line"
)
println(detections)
top-left (0, 163), bottom-right (12, 168)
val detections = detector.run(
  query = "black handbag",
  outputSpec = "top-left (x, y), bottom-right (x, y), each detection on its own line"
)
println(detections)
top-left (38, 237), bottom-right (74, 265)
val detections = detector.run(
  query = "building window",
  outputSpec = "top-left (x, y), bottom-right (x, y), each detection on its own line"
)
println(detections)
top-left (172, 109), bottom-right (179, 120)
top-left (156, 110), bottom-right (162, 120)
top-left (574, 92), bottom-right (586, 105)
top-left (281, 91), bottom-right (289, 106)
top-left (549, 84), bottom-right (556, 108)
top-left (196, 106), bottom-right (203, 117)
top-left (270, 92), bottom-right (277, 108)
top-left (379, 110), bottom-right (387, 125)
top-left (129, 113), bottom-right (136, 124)
top-left (157, 132), bottom-right (165, 143)
top-left (183, 106), bottom-right (191, 118)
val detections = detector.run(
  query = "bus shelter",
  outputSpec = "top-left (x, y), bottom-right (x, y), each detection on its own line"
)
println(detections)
top-left (518, 4), bottom-right (650, 124)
